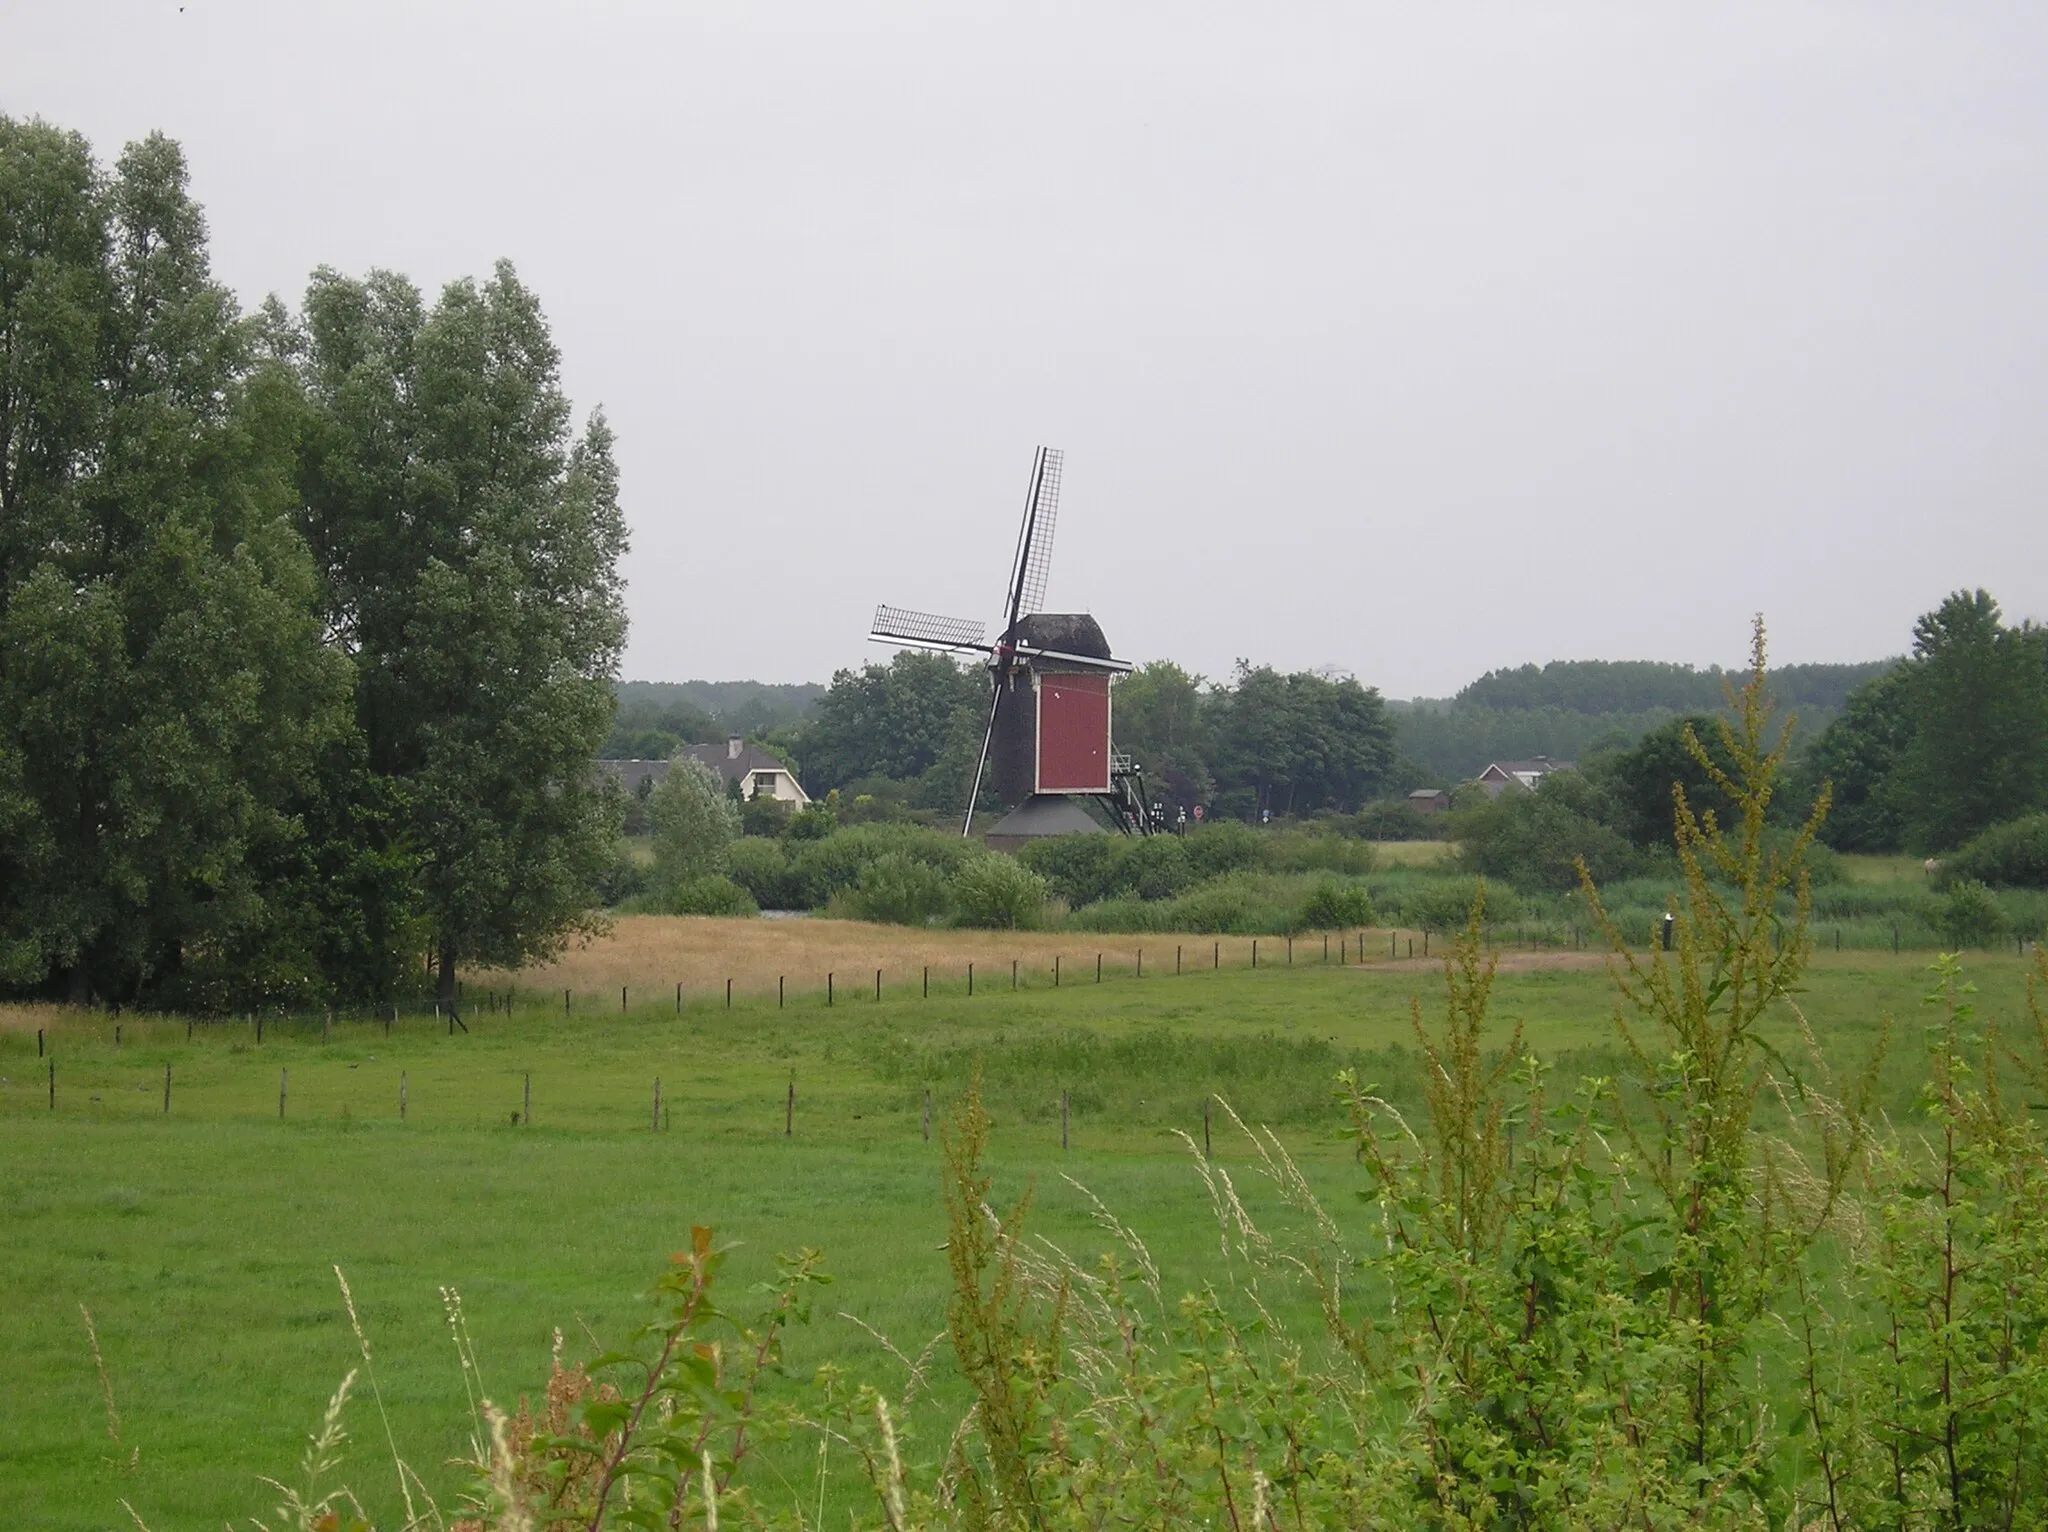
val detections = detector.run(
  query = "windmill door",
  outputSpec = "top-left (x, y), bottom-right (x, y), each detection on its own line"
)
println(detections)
top-left (1033, 672), bottom-right (1112, 794)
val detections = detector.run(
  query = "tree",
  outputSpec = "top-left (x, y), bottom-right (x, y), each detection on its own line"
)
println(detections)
top-left (0, 123), bottom-right (353, 1004)
top-left (296, 261), bottom-right (627, 1014)
top-left (1592, 714), bottom-right (1743, 848)
top-left (1454, 769), bottom-right (1640, 891)
top-left (647, 758), bottom-right (740, 893)
top-left (1111, 660), bottom-right (1213, 808)
top-left (1209, 664), bottom-right (1396, 818)
top-left (1798, 665), bottom-right (1913, 852)
top-left (1896, 590), bottom-right (2048, 852)
top-left (795, 651), bottom-right (985, 797)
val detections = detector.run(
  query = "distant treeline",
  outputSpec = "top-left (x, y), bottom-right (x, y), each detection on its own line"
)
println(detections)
top-left (605, 680), bottom-right (823, 758)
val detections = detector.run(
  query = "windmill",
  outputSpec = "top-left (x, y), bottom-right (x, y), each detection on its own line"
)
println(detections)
top-left (869, 447), bottom-right (1158, 842)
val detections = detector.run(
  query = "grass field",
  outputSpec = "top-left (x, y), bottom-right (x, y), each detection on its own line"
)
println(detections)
top-left (4, 915), bottom-right (2041, 1529)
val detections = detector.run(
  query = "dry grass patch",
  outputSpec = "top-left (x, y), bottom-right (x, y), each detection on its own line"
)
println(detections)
top-left (472, 916), bottom-right (1303, 1000)
top-left (1374, 839), bottom-right (1455, 866)
top-left (0, 1002), bottom-right (66, 1036)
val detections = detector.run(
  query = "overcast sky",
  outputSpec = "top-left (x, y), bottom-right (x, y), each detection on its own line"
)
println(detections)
top-left (11, 3), bottom-right (2048, 696)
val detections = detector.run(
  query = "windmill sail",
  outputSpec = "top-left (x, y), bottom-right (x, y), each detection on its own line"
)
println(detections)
top-left (869, 605), bottom-right (988, 653)
top-left (1003, 447), bottom-right (1062, 629)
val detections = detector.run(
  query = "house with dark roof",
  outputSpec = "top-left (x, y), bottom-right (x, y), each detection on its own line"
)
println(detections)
top-left (1407, 788), bottom-right (1451, 815)
top-left (596, 735), bottom-right (810, 806)
top-left (1474, 757), bottom-right (1572, 798)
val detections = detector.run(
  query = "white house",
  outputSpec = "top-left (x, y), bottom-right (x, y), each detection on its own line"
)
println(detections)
top-left (1474, 757), bottom-right (1572, 798)
top-left (597, 735), bottom-right (810, 806)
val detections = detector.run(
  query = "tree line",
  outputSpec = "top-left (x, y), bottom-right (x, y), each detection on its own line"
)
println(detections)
top-left (0, 119), bottom-right (624, 1012)
top-left (778, 652), bottom-right (1403, 821)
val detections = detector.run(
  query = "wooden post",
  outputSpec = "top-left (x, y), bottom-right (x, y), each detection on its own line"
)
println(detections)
top-left (400, 1071), bottom-right (407, 1119)
top-left (1287, 936), bottom-right (1293, 965)
top-left (1408, 938), bottom-right (1414, 958)
top-left (785, 1076), bottom-right (794, 1137)
top-left (163, 1063), bottom-right (171, 1114)
top-left (968, 963), bottom-right (974, 997)
top-left (1323, 933), bottom-right (1328, 962)
top-left (1390, 930), bottom-right (1396, 957)
top-left (652, 1077), bottom-right (661, 1132)
top-left (622, 986), bottom-right (628, 1013)
top-left (876, 968), bottom-right (882, 1001)
top-left (1203, 1095), bottom-right (1212, 1160)
top-left (49, 1058), bottom-right (56, 1109)
top-left (828, 972), bottom-right (834, 1007)
top-left (278, 1068), bottom-right (288, 1119)
top-left (565, 988), bottom-right (571, 1015)
top-left (1137, 948), bottom-right (1143, 978)
top-left (726, 978), bottom-right (732, 1009)
top-left (1054, 956), bottom-right (1060, 987)
top-left (1012, 958), bottom-right (1018, 990)
top-left (923, 965), bottom-right (929, 998)
top-left (1423, 931), bottom-right (1429, 957)
top-left (37, 1028), bottom-right (43, 1057)
top-left (1096, 953), bottom-right (1102, 983)
top-left (923, 1088), bottom-right (932, 1142)
top-left (1252, 940), bottom-right (1258, 969)
top-left (1061, 1088), bottom-right (1069, 1151)
top-left (779, 976), bottom-right (785, 1008)
top-left (676, 982), bottom-right (682, 1014)
top-left (115, 1024), bottom-right (121, 1047)
top-left (524, 1072), bottom-right (532, 1126)
top-left (1213, 941), bottom-right (1219, 970)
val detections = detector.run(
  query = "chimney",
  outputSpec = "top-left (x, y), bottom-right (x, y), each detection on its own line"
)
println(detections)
top-left (727, 733), bottom-right (743, 761)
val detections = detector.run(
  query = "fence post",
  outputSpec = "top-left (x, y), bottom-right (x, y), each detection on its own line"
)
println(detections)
top-left (1137, 948), bottom-right (1143, 978)
top-left (38, 1028), bottom-right (43, 1057)
top-left (1054, 956), bottom-right (1060, 987)
top-left (565, 989), bottom-right (571, 1015)
top-left (115, 1024), bottom-right (121, 1047)
top-left (50, 1059), bottom-right (56, 1109)
top-left (1096, 953), bottom-right (1102, 983)
top-left (652, 1077), bottom-right (661, 1133)
top-left (923, 965), bottom-right (929, 998)
top-left (278, 1068), bottom-right (288, 1119)
top-left (622, 986), bottom-right (628, 1013)
top-left (828, 972), bottom-right (834, 1007)
top-left (1252, 940), bottom-right (1258, 969)
top-left (1012, 958), bottom-right (1018, 990)
top-left (785, 1076), bottom-right (794, 1137)
top-left (676, 982), bottom-right (682, 1014)
top-left (1213, 942), bottom-right (1219, 970)
top-left (726, 978), bottom-right (732, 1009)
top-left (187, 1019), bottom-right (193, 1042)
top-left (1323, 934), bottom-right (1328, 962)
top-left (163, 1064), bottom-right (171, 1115)
top-left (1176, 945), bottom-right (1182, 975)
top-left (968, 963), bottom-right (974, 997)
top-left (1287, 936), bottom-right (1293, 965)
top-left (400, 1070), bottom-right (407, 1119)
top-left (779, 976), bottom-right (784, 1009)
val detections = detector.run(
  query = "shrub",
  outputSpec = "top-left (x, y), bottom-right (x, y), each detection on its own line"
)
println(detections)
top-left (1018, 834), bottom-right (1118, 905)
top-left (1406, 877), bottom-right (1524, 933)
top-left (1295, 877), bottom-right (1375, 930)
top-left (1264, 826), bottom-right (1378, 876)
top-left (951, 856), bottom-right (1050, 929)
top-left (1165, 876), bottom-right (1264, 934)
top-left (1182, 820), bottom-right (1262, 880)
top-left (1945, 812), bottom-right (2048, 889)
top-left (646, 757), bottom-right (740, 890)
top-left (724, 837), bottom-right (796, 909)
top-left (1937, 878), bottom-right (2007, 948)
top-left (830, 852), bottom-right (953, 926)
top-left (1108, 834), bottom-right (1198, 899)
top-left (1456, 770), bottom-right (1640, 892)
top-left (657, 874), bottom-right (757, 917)
top-left (785, 824), bottom-right (981, 908)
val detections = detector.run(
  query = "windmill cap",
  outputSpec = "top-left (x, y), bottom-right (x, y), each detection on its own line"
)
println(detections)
top-left (1006, 612), bottom-right (1111, 660)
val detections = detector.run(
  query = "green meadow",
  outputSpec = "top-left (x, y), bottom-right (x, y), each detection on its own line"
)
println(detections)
top-left (3, 946), bottom-right (2039, 1530)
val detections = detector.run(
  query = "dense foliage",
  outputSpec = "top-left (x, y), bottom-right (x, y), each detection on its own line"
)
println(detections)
top-left (0, 120), bottom-right (623, 1011)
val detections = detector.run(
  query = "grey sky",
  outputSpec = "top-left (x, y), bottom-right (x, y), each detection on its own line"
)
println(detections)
top-left (11, 3), bottom-right (2048, 696)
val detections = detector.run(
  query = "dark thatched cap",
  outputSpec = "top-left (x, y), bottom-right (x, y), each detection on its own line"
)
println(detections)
top-left (1007, 612), bottom-right (1111, 659)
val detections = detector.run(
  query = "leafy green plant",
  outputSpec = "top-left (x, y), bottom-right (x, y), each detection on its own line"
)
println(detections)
top-left (828, 853), bottom-right (952, 926)
top-left (1292, 877), bottom-right (1373, 930)
top-left (1944, 811), bottom-right (2048, 889)
top-left (658, 875), bottom-right (758, 918)
top-left (949, 856), bottom-right (1049, 930)
top-left (1937, 877), bottom-right (2008, 948)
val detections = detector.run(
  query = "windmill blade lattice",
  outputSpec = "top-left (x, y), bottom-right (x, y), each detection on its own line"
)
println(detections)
top-left (1012, 447), bottom-right (1061, 619)
top-left (869, 605), bottom-right (988, 652)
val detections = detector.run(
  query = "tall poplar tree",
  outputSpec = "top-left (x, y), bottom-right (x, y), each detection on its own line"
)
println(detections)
top-left (0, 122), bottom-right (351, 1003)
top-left (297, 262), bottom-right (627, 1013)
